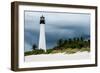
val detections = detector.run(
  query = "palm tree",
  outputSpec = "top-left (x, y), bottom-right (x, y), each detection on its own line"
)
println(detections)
top-left (57, 39), bottom-right (63, 47)
top-left (80, 37), bottom-right (83, 41)
top-left (73, 37), bottom-right (77, 42)
top-left (32, 44), bottom-right (37, 50)
top-left (64, 40), bottom-right (68, 44)
top-left (68, 38), bottom-right (72, 43)
top-left (76, 38), bottom-right (80, 41)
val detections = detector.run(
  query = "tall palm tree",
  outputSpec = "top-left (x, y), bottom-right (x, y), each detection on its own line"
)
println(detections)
top-left (80, 37), bottom-right (83, 41)
top-left (57, 39), bottom-right (63, 47)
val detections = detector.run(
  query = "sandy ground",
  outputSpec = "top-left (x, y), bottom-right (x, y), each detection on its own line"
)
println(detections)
top-left (25, 51), bottom-right (90, 62)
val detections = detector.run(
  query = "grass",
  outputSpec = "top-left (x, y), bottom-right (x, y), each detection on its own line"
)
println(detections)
top-left (64, 48), bottom-right (79, 54)
top-left (24, 48), bottom-right (90, 56)
top-left (79, 48), bottom-right (90, 52)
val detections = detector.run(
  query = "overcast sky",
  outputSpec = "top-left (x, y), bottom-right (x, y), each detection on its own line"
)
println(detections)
top-left (24, 11), bottom-right (90, 52)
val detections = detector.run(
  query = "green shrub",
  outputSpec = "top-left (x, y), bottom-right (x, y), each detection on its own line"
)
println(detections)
top-left (32, 49), bottom-right (45, 55)
top-left (24, 49), bottom-right (45, 56)
top-left (24, 51), bottom-right (34, 56)
top-left (46, 49), bottom-right (53, 54)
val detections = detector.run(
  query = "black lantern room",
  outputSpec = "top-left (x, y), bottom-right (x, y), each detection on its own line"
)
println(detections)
top-left (40, 15), bottom-right (45, 24)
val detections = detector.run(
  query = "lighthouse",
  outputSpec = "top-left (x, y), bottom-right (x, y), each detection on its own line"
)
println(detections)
top-left (38, 15), bottom-right (46, 52)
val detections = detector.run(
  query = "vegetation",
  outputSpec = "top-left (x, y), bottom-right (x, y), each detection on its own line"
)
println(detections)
top-left (25, 49), bottom-right (44, 56)
top-left (54, 37), bottom-right (90, 50)
top-left (32, 44), bottom-right (37, 50)
top-left (24, 37), bottom-right (90, 56)
top-left (25, 49), bottom-right (54, 56)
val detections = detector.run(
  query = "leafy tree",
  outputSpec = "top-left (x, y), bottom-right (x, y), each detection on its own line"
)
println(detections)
top-left (32, 44), bottom-right (37, 50)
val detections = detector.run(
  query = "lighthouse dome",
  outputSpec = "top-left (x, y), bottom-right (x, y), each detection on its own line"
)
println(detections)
top-left (40, 15), bottom-right (45, 24)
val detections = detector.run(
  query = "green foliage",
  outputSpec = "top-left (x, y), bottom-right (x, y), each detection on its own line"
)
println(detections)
top-left (55, 37), bottom-right (90, 50)
top-left (57, 39), bottom-right (63, 47)
top-left (45, 49), bottom-right (53, 54)
top-left (25, 49), bottom-right (54, 56)
top-left (24, 51), bottom-right (34, 56)
top-left (80, 37), bottom-right (83, 41)
top-left (25, 37), bottom-right (90, 56)
top-left (32, 44), bottom-right (37, 50)
top-left (25, 49), bottom-right (44, 56)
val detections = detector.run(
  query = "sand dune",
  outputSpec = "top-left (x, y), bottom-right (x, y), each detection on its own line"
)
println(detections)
top-left (25, 51), bottom-right (90, 62)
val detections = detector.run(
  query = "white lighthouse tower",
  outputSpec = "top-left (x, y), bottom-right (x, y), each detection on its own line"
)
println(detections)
top-left (38, 15), bottom-right (46, 52)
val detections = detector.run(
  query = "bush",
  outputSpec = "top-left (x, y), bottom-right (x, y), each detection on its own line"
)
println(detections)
top-left (24, 49), bottom-right (45, 56)
top-left (32, 49), bottom-right (45, 54)
top-left (24, 51), bottom-right (34, 56)
top-left (46, 49), bottom-right (53, 54)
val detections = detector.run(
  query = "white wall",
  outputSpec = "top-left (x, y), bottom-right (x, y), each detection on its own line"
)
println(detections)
top-left (0, 0), bottom-right (99, 73)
